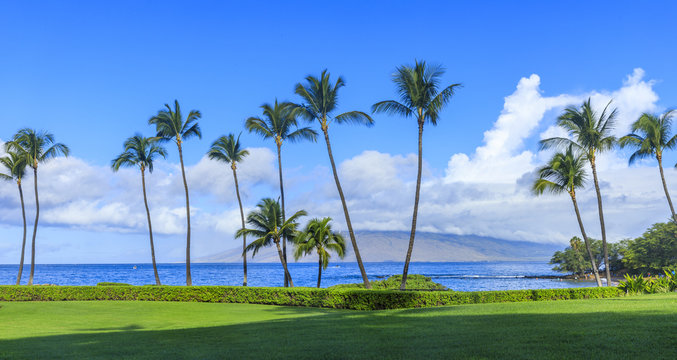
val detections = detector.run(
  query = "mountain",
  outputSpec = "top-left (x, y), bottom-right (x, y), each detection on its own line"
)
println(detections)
top-left (196, 231), bottom-right (560, 263)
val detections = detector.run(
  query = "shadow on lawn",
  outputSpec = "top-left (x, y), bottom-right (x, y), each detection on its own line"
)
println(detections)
top-left (2, 306), bottom-right (676, 360)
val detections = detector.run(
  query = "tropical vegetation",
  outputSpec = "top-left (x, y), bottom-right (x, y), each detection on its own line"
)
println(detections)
top-left (294, 217), bottom-right (346, 288)
top-left (372, 60), bottom-right (461, 290)
top-left (245, 100), bottom-right (317, 287)
top-left (148, 100), bottom-right (201, 286)
top-left (111, 134), bottom-right (167, 286)
top-left (208, 133), bottom-right (250, 286)
top-left (236, 198), bottom-right (307, 287)
top-left (295, 70), bottom-right (374, 289)
top-left (2, 61), bottom-right (676, 290)
top-left (540, 98), bottom-right (618, 286)
top-left (4, 129), bottom-right (69, 285)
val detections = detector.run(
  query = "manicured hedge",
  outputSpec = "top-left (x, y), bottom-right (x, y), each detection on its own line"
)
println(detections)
top-left (0, 285), bottom-right (623, 310)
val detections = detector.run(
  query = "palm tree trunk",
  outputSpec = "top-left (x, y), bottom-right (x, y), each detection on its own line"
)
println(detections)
top-left (16, 181), bottom-right (27, 285)
top-left (317, 254), bottom-right (322, 288)
top-left (570, 192), bottom-right (602, 287)
top-left (274, 240), bottom-right (294, 287)
top-left (28, 167), bottom-right (39, 286)
top-left (232, 167), bottom-right (247, 286)
top-left (657, 155), bottom-right (676, 222)
top-left (276, 144), bottom-right (289, 287)
top-left (177, 142), bottom-right (192, 286)
top-left (321, 127), bottom-right (371, 289)
top-left (142, 169), bottom-right (161, 286)
top-left (590, 156), bottom-right (612, 286)
top-left (401, 121), bottom-right (424, 290)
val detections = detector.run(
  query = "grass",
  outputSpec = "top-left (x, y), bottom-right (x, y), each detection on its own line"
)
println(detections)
top-left (1, 293), bottom-right (676, 359)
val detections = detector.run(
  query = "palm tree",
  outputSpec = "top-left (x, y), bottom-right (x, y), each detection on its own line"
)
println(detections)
top-left (112, 134), bottom-right (167, 286)
top-left (540, 98), bottom-right (617, 285)
top-left (294, 217), bottom-right (346, 288)
top-left (619, 110), bottom-right (677, 222)
top-left (246, 100), bottom-right (317, 287)
top-left (0, 151), bottom-right (28, 285)
top-left (149, 100), bottom-right (201, 286)
top-left (5, 129), bottom-right (69, 285)
top-left (294, 70), bottom-right (374, 289)
top-left (533, 146), bottom-right (603, 286)
top-left (372, 60), bottom-right (461, 290)
top-left (208, 133), bottom-right (250, 286)
top-left (236, 198), bottom-right (306, 287)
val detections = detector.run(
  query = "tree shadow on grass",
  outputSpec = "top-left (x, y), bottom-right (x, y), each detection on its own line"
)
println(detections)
top-left (1, 306), bottom-right (676, 359)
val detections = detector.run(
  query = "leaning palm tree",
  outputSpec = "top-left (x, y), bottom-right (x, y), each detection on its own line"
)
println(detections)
top-left (0, 151), bottom-right (28, 285)
top-left (149, 100), bottom-right (201, 286)
top-left (372, 60), bottom-right (461, 290)
top-left (294, 217), bottom-right (346, 288)
top-left (246, 100), bottom-right (317, 287)
top-left (533, 146), bottom-right (602, 286)
top-left (236, 198), bottom-right (306, 287)
top-left (112, 134), bottom-right (167, 286)
top-left (540, 98), bottom-right (617, 285)
top-left (294, 70), bottom-right (374, 289)
top-left (208, 133), bottom-right (250, 286)
top-left (5, 129), bottom-right (69, 285)
top-left (619, 110), bottom-right (677, 222)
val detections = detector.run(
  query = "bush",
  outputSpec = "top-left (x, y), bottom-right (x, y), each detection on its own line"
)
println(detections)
top-left (329, 274), bottom-right (447, 290)
top-left (0, 285), bottom-right (623, 310)
top-left (96, 282), bottom-right (132, 286)
top-left (618, 271), bottom-right (677, 295)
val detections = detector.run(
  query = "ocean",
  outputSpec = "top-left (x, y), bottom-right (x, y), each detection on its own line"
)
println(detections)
top-left (0, 261), bottom-right (599, 291)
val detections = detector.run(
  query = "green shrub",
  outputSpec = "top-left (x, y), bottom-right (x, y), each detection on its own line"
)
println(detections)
top-left (330, 274), bottom-right (447, 290)
top-left (96, 282), bottom-right (132, 286)
top-left (0, 285), bottom-right (623, 310)
top-left (618, 273), bottom-right (676, 295)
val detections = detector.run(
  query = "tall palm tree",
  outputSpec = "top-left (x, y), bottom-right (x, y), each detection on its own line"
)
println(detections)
top-left (540, 98), bottom-right (617, 285)
top-left (5, 129), bottom-right (69, 285)
top-left (294, 70), bottom-right (374, 289)
top-left (111, 134), bottom-right (167, 286)
top-left (236, 198), bottom-right (306, 287)
top-left (372, 60), bottom-right (461, 290)
top-left (149, 100), bottom-right (201, 286)
top-left (294, 217), bottom-right (346, 288)
top-left (246, 100), bottom-right (317, 287)
top-left (619, 110), bottom-right (677, 222)
top-left (208, 133), bottom-right (250, 286)
top-left (533, 146), bottom-right (602, 286)
top-left (0, 151), bottom-right (28, 285)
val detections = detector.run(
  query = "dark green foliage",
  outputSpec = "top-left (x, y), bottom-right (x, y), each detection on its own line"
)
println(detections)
top-left (0, 285), bottom-right (623, 310)
top-left (622, 222), bottom-right (677, 273)
top-left (96, 282), bottom-right (132, 286)
top-left (330, 274), bottom-right (447, 291)
top-left (551, 238), bottom-right (625, 274)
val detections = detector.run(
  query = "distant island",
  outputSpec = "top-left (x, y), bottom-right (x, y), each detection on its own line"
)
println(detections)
top-left (197, 231), bottom-right (560, 263)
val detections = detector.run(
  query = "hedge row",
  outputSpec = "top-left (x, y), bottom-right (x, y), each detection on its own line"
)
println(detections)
top-left (0, 285), bottom-right (624, 310)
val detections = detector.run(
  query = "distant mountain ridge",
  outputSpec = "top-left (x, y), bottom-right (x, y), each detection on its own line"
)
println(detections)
top-left (196, 230), bottom-right (560, 263)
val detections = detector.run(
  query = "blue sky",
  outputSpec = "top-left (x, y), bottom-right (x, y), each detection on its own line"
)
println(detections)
top-left (1, 1), bottom-right (676, 264)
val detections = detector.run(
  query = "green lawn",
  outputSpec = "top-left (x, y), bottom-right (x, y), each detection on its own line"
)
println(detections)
top-left (2, 293), bottom-right (676, 359)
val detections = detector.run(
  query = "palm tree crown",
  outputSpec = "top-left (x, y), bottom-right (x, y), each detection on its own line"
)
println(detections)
top-left (207, 133), bottom-right (249, 167)
top-left (540, 98), bottom-right (617, 158)
top-left (245, 100), bottom-right (317, 146)
top-left (237, 198), bottom-right (306, 256)
top-left (0, 151), bottom-right (28, 183)
top-left (294, 217), bottom-right (346, 267)
top-left (6, 128), bottom-right (70, 168)
top-left (111, 134), bottom-right (167, 173)
top-left (619, 110), bottom-right (676, 164)
top-left (295, 69), bottom-right (374, 129)
top-left (149, 100), bottom-right (202, 143)
top-left (533, 146), bottom-right (588, 196)
top-left (372, 60), bottom-right (461, 125)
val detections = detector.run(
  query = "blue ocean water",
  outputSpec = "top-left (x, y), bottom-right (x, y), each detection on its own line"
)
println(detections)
top-left (0, 262), bottom-right (598, 291)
